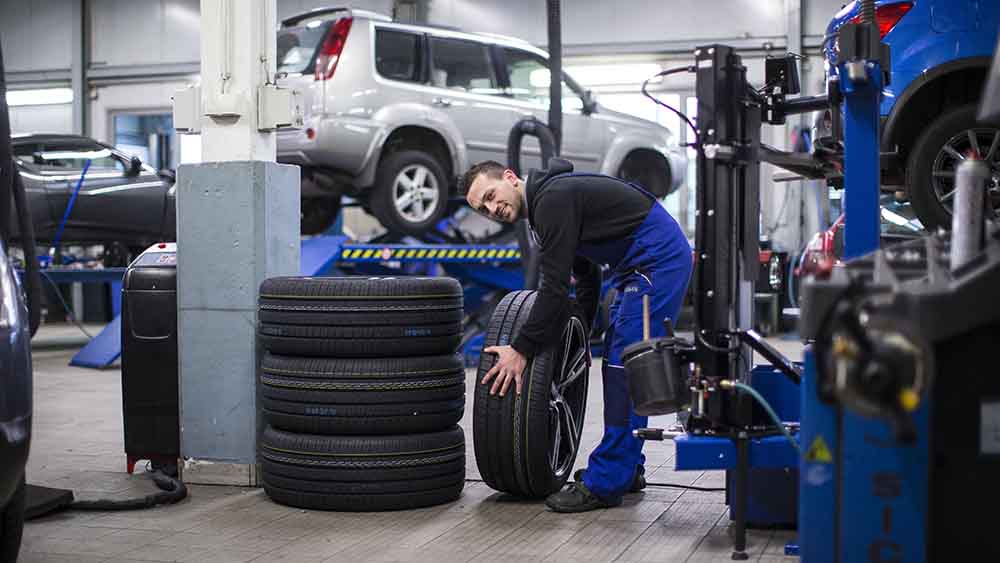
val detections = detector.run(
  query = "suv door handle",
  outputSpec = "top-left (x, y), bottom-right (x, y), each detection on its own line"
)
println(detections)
top-left (432, 97), bottom-right (452, 108)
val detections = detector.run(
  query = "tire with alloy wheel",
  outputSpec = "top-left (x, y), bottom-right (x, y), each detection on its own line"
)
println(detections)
top-left (473, 290), bottom-right (590, 498)
top-left (258, 276), bottom-right (463, 357)
top-left (260, 425), bottom-right (465, 511)
top-left (260, 352), bottom-right (466, 435)
top-left (371, 150), bottom-right (449, 236)
top-left (906, 103), bottom-right (1000, 231)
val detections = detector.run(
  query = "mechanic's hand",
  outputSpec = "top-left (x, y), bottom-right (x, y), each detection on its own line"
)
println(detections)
top-left (481, 345), bottom-right (528, 397)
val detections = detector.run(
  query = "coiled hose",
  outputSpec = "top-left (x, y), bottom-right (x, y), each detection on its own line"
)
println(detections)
top-left (69, 470), bottom-right (187, 511)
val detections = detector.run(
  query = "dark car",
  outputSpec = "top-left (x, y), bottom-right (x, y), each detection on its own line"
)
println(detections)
top-left (11, 134), bottom-right (176, 262)
top-left (0, 238), bottom-right (32, 559)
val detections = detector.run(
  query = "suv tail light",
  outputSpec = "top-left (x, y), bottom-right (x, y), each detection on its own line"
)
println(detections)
top-left (851, 2), bottom-right (913, 39)
top-left (314, 17), bottom-right (353, 81)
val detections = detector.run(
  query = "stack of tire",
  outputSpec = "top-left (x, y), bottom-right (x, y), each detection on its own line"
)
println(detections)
top-left (256, 276), bottom-right (467, 511)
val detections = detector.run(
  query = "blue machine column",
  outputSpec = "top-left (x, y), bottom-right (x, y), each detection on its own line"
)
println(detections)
top-left (840, 59), bottom-right (882, 260)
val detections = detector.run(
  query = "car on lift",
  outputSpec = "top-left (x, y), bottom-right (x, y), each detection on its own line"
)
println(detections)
top-left (816, 0), bottom-right (1000, 230)
top-left (10, 134), bottom-right (176, 264)
top-left (275, 7), bottom-right (687, 236)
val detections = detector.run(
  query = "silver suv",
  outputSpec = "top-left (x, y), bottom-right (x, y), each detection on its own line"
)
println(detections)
top-left (276, 7), bottom-right (686, 236)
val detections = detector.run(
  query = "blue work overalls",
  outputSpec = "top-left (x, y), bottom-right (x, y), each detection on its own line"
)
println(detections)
top-left (565, 176), bottom-right (692, 500)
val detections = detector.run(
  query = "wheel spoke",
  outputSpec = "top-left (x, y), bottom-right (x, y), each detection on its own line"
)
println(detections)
top-left (395, 190), bottom-right (416, 210)
top-left (986, 131), bottom-right (1000, 162)
top-left (933, 170), bottom-right (955, 179)
top-left (943, 145), bottom-right (966, 162)
top-left (941, 188), bottom-right (957, 202)
top-left (413, 167), bottom-right (428, 188)
top-left (418, 187), bottom-right (438, 201)
top-left (412, 194), bottom-right (425, 218)
top-left (559, 348), bottom-right (588, 393)
top-left (558, 399), bottom-right (579, 457)
top-left (549, 401), bottom-right (562, 470)
top-left (969, 130), bottom-right (982, 159)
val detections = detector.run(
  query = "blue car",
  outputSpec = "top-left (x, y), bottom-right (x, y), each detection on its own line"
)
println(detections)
top-left (820, 0), bottom-right (1000, 229)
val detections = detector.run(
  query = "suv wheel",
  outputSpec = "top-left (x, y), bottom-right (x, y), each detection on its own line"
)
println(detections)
top-left (906, 103), bottom-right (1000, 230)
top-left (301, 196), bottom-right (342, 236)
top-left (371, 150), bottom-right (449, 236)
top-left (618, 152), bottom-right (671, 198)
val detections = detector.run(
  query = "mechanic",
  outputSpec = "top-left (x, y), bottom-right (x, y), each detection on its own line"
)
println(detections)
top-left (462, 158), bottom-right (692, 512)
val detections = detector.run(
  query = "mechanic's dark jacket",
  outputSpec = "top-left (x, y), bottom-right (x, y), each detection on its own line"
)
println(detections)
top-left (511, 159), bottom-right (655, 357)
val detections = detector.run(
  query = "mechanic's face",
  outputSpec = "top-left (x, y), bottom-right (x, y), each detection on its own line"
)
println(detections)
top-left (467, 169), bottom-right (523, 223)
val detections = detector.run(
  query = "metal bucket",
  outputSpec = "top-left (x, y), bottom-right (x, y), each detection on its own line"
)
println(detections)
top-left (623, 337), bottom-right (691, 416)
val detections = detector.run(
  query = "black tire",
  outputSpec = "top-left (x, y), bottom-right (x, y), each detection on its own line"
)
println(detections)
top-left (260, 353), bottom-right (466, 435)
top-left (301, 196), bottom-right (342, 236)
top-left (370, 150), bottom-right (450, 236)
top-left (618, 151), bottom-right (672, 198)
top-left (0, 477), bottom-right (25, 563)
top-left (258, 276), bottom-right (463, 357)
top-left (473, 290), bottom-right (590, 499)
top-left (259, 425), bottom-right (465, 511)
top-left (906, 103), bottom-right (1000, 231)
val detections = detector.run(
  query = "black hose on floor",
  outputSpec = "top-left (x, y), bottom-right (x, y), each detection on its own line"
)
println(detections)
top-left (69, 470), bottom-right (188, 511)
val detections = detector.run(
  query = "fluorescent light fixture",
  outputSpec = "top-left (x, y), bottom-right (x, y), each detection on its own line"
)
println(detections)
top-left (6, 87), bottom-right (73, 107)
top-left (306, 19), bottom-right (323, 29)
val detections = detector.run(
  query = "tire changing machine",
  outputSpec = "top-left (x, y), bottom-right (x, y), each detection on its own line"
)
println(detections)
top-left (627, 7), bottom-right (894, 559)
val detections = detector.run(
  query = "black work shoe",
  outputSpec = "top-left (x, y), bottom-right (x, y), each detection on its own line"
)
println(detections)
top-left (545, 481), bottom-right (622, 513)
top-left (574, 468), bottom-right (646, 493)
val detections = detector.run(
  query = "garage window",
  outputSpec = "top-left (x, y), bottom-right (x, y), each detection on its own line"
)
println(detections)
top-left (429, 37), bottom-right (500, 95)
top-left (376, 29), bottom-right (423, 83)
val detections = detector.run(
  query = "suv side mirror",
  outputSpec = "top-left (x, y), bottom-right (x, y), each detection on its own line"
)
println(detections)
top-left (127, 156), bottom-right (142, 177)
top-left (582, 90), bottom-right (598, 115)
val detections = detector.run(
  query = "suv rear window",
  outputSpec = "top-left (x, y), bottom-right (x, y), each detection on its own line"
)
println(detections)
top-left (277, 21), bottom-right (330, 74)
top-left (429, 37), bottom-right (500, 95)
top-left (375, 29), bottom-right (423, 83)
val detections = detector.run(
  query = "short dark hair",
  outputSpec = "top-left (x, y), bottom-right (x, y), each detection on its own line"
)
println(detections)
top-left (460, 160), bottom-right (506, 196)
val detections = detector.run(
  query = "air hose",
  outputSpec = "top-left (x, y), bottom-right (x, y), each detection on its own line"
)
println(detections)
top-left (721, 380), bottom-right (801, 454)
top-left (68, 470), bottom-right (187, 512)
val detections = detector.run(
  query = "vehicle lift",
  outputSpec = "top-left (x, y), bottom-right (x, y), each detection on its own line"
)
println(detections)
top-left (629, 2), bottom-right (892, 559)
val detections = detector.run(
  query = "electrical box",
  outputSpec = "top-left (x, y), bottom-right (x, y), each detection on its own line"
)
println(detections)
top-left (172, 85), bottom-right (201, 134)
top-left (258, 84), bottom-right (304, 131)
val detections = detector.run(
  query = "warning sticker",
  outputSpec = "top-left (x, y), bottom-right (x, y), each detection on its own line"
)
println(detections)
top-left (805, 436), bottom-right (833, 464)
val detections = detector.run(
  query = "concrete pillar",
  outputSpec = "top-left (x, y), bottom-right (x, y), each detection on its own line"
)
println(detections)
top-left (176, 0), bottom-right (300, 485)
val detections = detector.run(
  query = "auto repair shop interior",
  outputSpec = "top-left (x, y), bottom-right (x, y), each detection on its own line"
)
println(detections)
top-left (2, 0), bottom-right (999, 561)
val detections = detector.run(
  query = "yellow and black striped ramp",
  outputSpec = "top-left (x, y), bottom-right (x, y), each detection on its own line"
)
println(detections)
top-left (337, 244), bottom-right (521, 264)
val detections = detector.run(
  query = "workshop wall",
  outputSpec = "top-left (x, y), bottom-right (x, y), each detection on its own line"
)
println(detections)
top-left (0, 0), bottom-right (73, 73)
top-left (89, 0), bottom-right (201, 68)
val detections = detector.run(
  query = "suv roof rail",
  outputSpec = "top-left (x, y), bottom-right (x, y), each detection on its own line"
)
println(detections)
top-left (281, 6), bottom-right (391, 27)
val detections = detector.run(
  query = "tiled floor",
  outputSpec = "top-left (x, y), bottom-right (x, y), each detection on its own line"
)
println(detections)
top-left (18, 327), bottom-right (801, 562)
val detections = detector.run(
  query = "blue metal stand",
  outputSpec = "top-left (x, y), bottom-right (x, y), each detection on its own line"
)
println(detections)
top-left (674, 365), bottom-right (801, 527)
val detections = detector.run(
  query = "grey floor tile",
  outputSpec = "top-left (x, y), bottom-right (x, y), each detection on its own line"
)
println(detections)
top-left (15, 553), bottom-right (107, 563)
top-left (615, 529), bottom-right (705, 562)
top-left (471, 511), bottom-right (593, 560)
top-left (686, 524), bottom-right (771, 561)
top-left (597, 497), bottom-right (674, 523)
top-left (543, 520), bottom-right (653, 562)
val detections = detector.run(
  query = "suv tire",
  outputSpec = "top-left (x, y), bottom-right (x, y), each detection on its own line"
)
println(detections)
top-left (473, 290), bottom-right (590, 499)
top-left (301, 196), bottom-right (342, 236)
top-left (371, 150), bottom-right (449, 236)
top-left (0, 477), bottom-right (25, 562)
top-left (906, 103), bottom-right (1000, 230)
top-left (260, 352), bottom-right (465, 435)
top-left (257, 276), bottom-right (463, 357)
top-left (260, 425), bottom-right (465, 511)
top-left (618, 152), bottom-right (671, 198)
